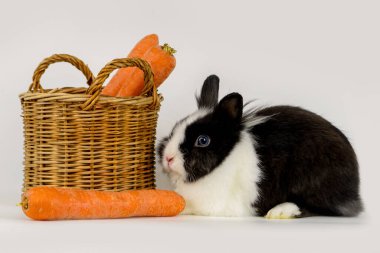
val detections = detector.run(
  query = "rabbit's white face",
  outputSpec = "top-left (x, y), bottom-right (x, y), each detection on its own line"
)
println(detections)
top-left (160, 109), bottom-right (211, 184)
top-left (159, 94), bottom-right (248, 185)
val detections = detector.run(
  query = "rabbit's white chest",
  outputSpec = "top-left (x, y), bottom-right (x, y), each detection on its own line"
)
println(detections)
top-left (175, 132), bottom-right (261, 217)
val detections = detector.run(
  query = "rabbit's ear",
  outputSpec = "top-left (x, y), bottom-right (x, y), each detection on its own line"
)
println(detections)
top-left (196, 75), bottom-right (219, 109)
top-left (216, 92), bottom-right (243, 122)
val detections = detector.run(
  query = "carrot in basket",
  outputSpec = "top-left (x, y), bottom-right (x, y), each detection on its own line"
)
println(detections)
top-left (116, 43), bottom-right (176, 97)
top-left (101, 34), bottom-right (159, 96)
top-left (20, 187), bottom-right (185, 221)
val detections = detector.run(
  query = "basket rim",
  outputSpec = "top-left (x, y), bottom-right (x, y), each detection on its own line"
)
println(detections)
top-left (19, 87), bottom-right (163, 107)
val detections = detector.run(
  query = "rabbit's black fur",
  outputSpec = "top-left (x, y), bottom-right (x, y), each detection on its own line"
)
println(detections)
top-left (251, 106), bottom-right (362, 216)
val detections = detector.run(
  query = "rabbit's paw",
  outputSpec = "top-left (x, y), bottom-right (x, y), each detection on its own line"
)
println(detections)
top-left (265, 202), bottom-right (301, 219)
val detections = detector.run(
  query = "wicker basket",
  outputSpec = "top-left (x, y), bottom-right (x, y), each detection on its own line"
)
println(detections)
top-left (19, 54), bottom-right (162, 193)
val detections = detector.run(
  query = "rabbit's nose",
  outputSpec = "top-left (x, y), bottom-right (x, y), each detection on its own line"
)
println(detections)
top-left (166, 156), bottom-right (174, 162)
top-left (165, 156), bottom-right (174, 164)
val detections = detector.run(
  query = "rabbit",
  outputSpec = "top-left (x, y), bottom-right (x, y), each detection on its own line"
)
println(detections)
top-left (157, 75), bottom-right (363, 218)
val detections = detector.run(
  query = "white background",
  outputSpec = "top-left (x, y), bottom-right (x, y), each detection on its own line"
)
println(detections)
top-left (0, 0), bottom-right (379, 252)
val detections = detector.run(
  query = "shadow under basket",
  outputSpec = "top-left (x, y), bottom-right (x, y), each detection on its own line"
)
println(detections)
top-left (19, 54), bottom-right (163, 193)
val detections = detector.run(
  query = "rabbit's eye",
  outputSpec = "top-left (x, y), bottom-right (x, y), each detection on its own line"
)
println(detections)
top-left (195, 135), bottom-right (210, 147)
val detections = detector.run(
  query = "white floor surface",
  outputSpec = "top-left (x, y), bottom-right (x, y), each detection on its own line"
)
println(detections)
top-left (0, 201), bottom-right (377, 253)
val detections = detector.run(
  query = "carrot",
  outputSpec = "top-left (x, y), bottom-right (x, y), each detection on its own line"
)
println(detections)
top-left (116, 43), bottom-right (176, 97)
top-left (127, 34), bottom-right (159, 58)
top-left (20, 187), bottom-right (185, 221)
top-left (101, 34), bottom-right (159, 96)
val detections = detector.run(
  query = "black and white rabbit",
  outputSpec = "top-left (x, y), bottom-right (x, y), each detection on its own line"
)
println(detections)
top-left (157, 75), bottom-right (363, 218)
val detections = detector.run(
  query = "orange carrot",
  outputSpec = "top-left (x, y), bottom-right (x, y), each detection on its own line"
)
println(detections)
top-left (101, 34), bottom-right (159, 96)
top-left (116, 43), bottom-right (176, 97)
top-left (20, 187), bottom-right (185, 221)
top-left (128, 34), bottom-right (159, 58)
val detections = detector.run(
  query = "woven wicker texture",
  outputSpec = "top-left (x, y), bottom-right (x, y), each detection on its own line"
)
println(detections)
top-left (20, 54), bottom-right (162, 192)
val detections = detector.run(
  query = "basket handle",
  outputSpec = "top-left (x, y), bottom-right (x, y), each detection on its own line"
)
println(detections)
top-left (28, 54), bottom-right (95, 92)
top-left (81, 58), bottom-right (158, 111)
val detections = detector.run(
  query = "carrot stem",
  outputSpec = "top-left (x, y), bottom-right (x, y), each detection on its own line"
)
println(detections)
top-left (161, 43), bottom-right (176, 55)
